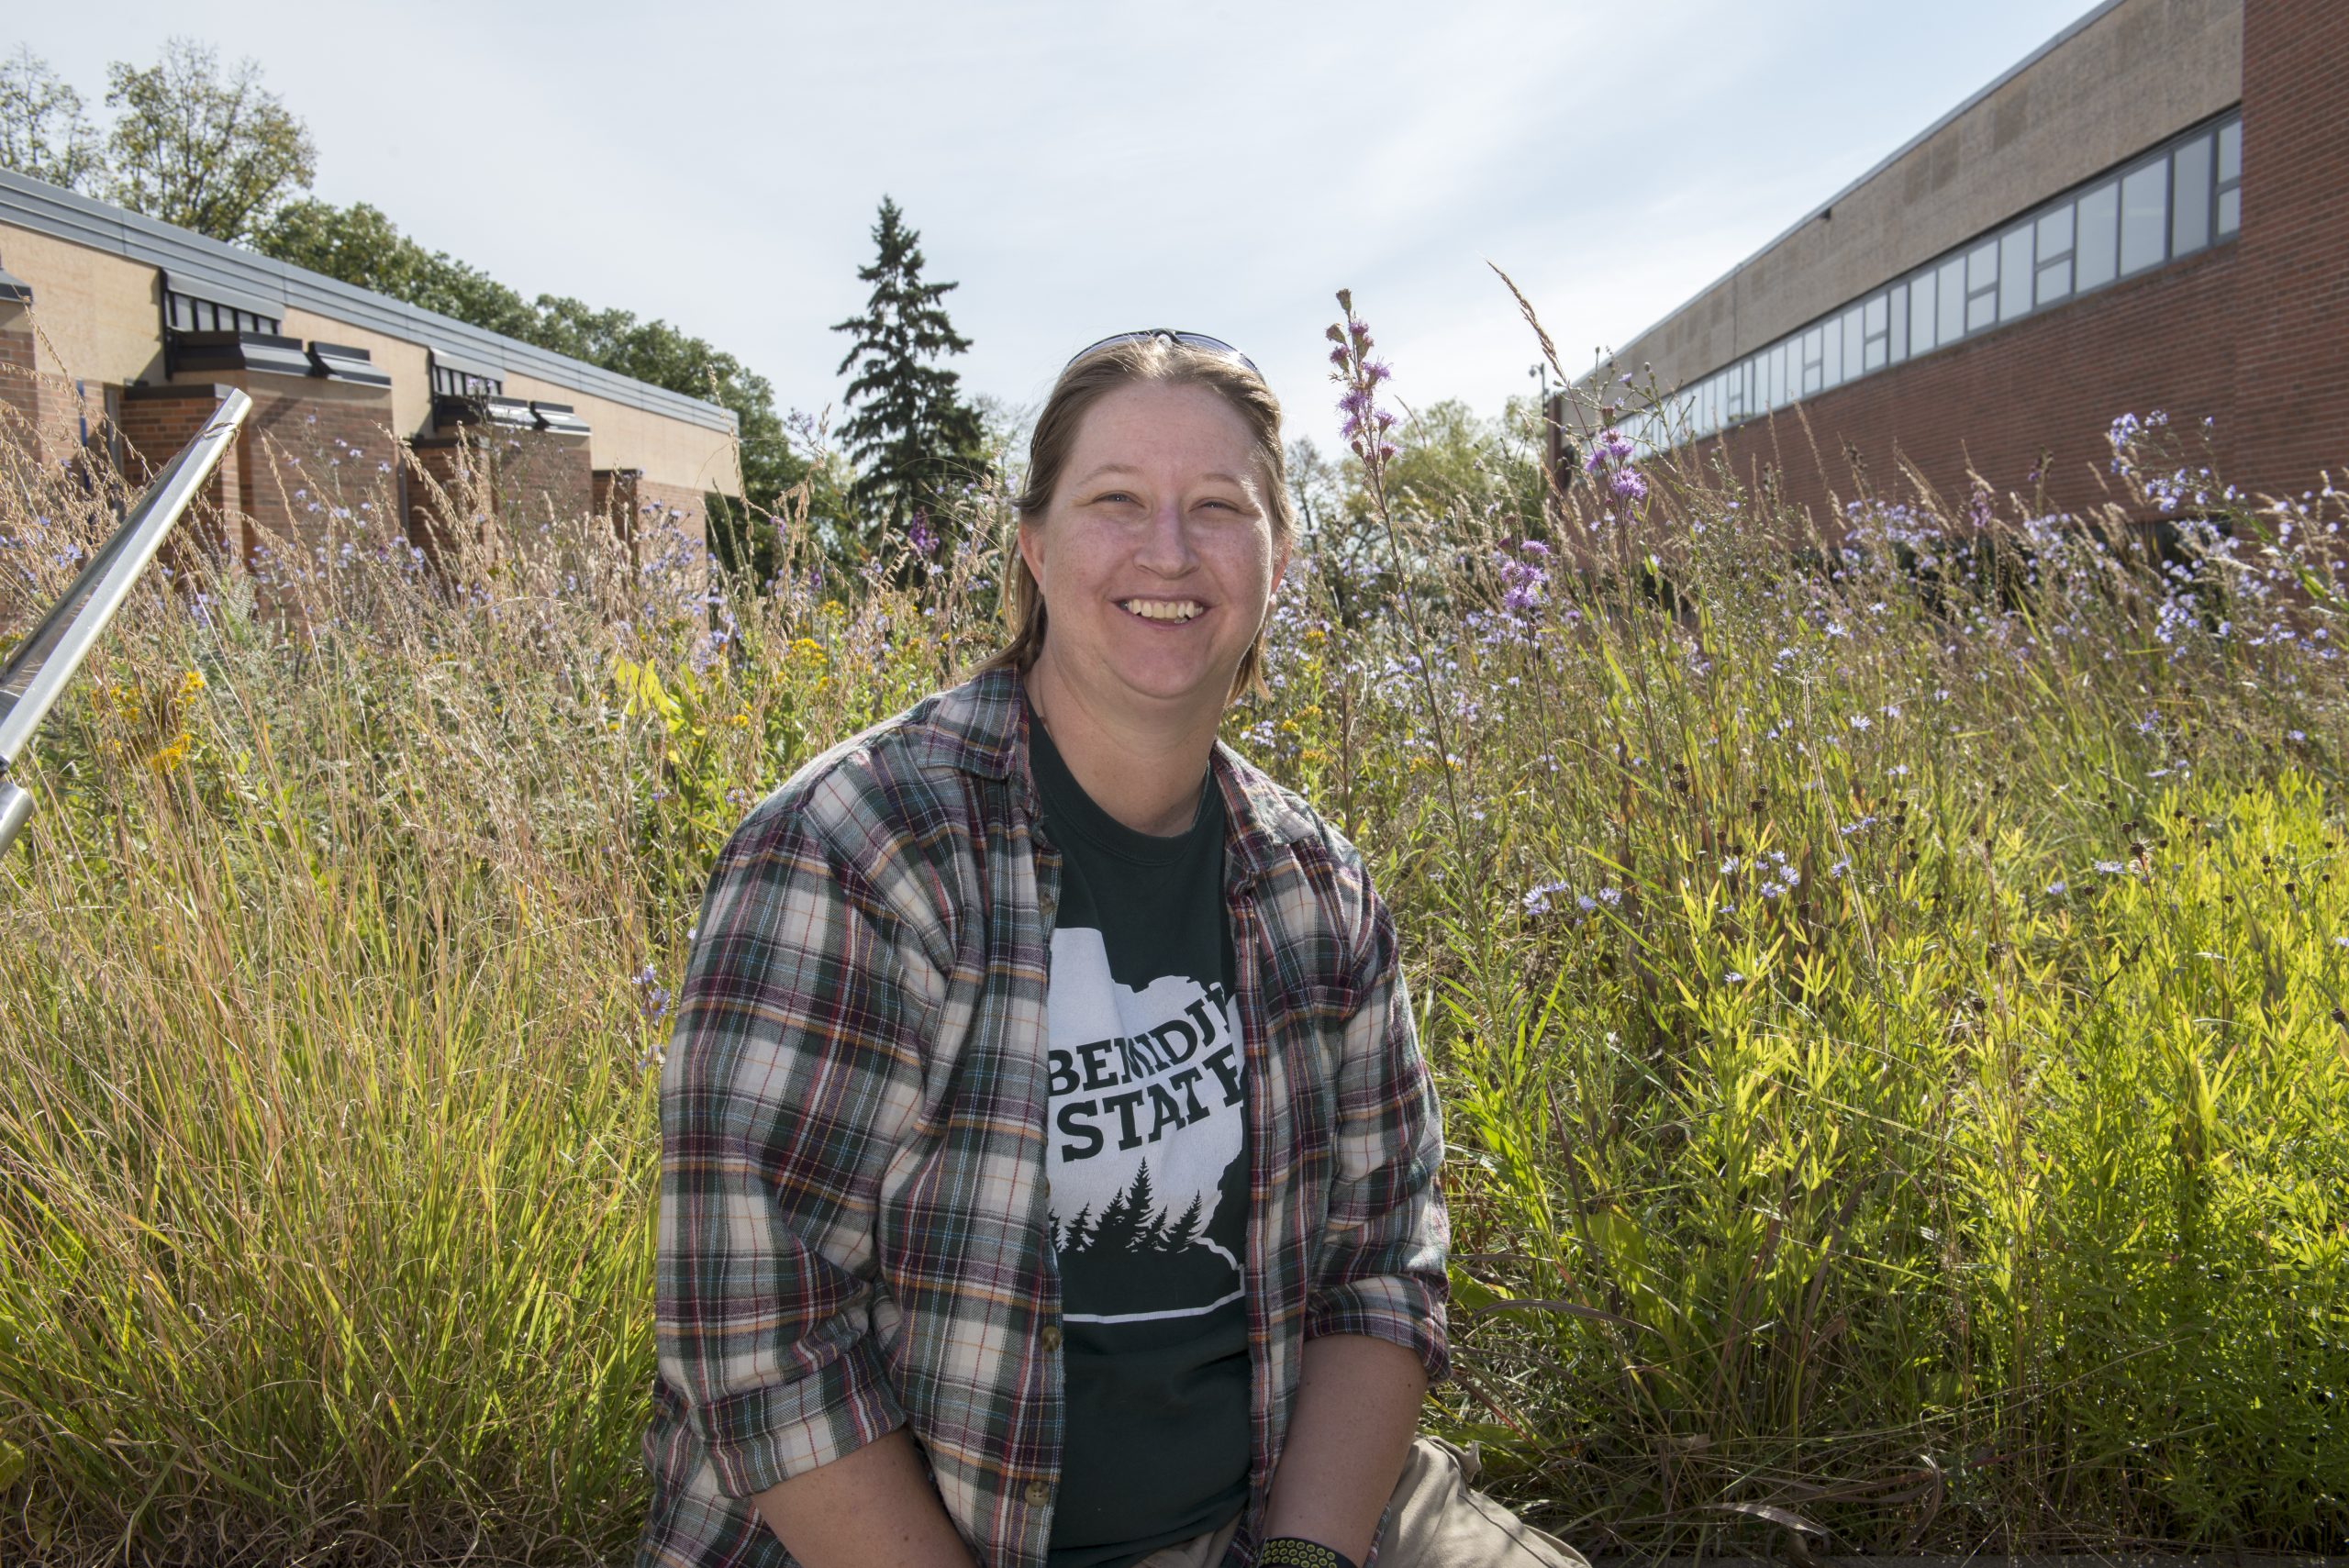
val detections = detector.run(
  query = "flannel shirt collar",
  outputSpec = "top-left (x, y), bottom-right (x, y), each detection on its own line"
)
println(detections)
top-left (922, 663), bottom-right (1319, 890)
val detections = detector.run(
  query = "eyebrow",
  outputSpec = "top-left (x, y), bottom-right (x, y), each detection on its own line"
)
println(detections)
top-left (1074, 463), bottom-right (1256, 489)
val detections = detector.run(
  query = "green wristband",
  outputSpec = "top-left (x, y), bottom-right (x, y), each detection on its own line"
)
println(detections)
top-left (1260, 1539), bottom-right (1361, 1568)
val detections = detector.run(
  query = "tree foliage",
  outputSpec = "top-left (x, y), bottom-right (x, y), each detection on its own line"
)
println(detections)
top-left (102, 39), bottom-right (316, 244)
top-left (831, 196), bottom-right (987, 552)
top-left (0, 46), bottom-right (105, 193)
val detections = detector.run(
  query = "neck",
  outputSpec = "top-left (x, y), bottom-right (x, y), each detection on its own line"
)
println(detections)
top-left (1021, 659), bottom-right (1223, 837)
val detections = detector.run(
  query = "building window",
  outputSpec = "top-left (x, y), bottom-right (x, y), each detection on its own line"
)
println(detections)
top-left (2216, 119), bottom-right (2241, 236)
top-left (430, 361), bottom-right (503, 397)
top-left (164, 289), bottom-right (278, 336)
top-left (1623, 108), bottom-right (2241, 454)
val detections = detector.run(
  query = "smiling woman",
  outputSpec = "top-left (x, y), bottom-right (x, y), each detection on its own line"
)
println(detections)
top-left (637, 332), bottom-right (1586, 1568)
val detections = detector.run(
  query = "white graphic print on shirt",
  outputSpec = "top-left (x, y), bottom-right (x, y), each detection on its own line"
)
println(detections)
top-left (1044, 926), bottom-right (1248, 1325)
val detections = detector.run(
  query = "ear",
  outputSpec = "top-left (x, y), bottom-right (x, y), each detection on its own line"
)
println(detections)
top-left (1016, 517), bottom-right (1045, 588)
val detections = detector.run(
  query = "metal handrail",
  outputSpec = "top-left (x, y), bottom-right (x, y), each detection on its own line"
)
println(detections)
top-left (0, 387), bottom-right (252, 862)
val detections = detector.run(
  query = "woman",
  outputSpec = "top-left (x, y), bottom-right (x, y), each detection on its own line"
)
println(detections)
top-left (637, 332), bottom-right (1584, 1568)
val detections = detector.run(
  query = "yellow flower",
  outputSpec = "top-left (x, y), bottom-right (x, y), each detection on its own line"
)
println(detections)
top-left (729, 711), bottom-right (751, 728)
top-left (1303, 627), bottom-right (1326, 645)
top-left (147, 733), bottom-right (191, 773)
top-left (178, 669), bottom-right (207, 701)
top-left (1277, 719), bottom-right (1300, 736)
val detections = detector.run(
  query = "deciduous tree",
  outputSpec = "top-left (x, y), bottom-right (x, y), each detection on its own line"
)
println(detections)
top-left (103, 38), bottom-right (315, 244)
top-left (0, 46), bottom-right (104, 193)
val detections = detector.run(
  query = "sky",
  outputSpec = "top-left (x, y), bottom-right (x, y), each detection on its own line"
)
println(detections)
top-left (20, 0), bottom-right (2099, 445)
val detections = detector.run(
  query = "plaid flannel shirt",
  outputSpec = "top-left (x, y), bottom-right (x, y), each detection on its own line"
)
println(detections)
top-left (637, 664), bottom-right (1449, 1568)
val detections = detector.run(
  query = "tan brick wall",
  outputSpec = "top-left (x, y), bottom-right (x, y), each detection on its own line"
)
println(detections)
top-left (499, 368), bottom-right (739, 497)
top-left (0, 222), bottom-right (168, 388)
top-left (276, 307), bottom-right (435, 439)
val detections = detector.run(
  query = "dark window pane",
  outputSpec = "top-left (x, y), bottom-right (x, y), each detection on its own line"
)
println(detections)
top-left (2121, 159), bottom-right (2168, 274)
top-left (2076, 181), bottom-right (2119, 288)
top-left (2173, 135), bottom-right (2212, 255)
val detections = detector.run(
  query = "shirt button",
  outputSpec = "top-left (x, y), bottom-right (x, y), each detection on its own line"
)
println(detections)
top-left (1024, 1479), bottom-right (1051, 1507)
top-left (1041, 1325), bottom-right (1062, 1351)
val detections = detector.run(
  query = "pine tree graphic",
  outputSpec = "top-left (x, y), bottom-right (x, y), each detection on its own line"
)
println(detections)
top-left (1155, 1194), bottom-right (1205, 1254)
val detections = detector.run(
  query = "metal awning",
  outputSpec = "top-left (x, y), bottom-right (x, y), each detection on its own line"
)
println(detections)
top-left (531, 401), bottom-right (591, 437)
top-left (167, 330), bottom-right (315, 380)
top-left (307, 341), bottom-right (393, 387)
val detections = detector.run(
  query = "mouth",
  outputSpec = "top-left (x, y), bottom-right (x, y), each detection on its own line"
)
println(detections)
top-left (1119, 598), bottom-right (1207, 624)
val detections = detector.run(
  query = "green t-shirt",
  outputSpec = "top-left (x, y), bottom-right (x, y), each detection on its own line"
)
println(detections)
top-left (1031, 720), bottom-right (1251, 1568)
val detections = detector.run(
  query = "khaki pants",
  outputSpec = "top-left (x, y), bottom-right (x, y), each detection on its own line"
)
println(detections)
top-left (1136, 1437), bottom-right (1587, 1568)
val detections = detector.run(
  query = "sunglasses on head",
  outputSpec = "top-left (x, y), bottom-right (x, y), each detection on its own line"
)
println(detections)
top-left (1063, 328), bottom-right (1260, 376)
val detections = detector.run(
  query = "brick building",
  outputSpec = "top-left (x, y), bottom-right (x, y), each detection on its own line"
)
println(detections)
top-left (1562, 0), bottom-right (2341, 533)
top-left (0, 168), bottom-right (737, 566)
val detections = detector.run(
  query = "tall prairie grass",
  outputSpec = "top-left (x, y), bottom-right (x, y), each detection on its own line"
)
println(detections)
top-left (1, 326), bottom-right (2344, 1564)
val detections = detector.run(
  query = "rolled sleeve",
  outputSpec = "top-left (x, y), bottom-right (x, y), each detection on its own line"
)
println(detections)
top-left (1305, 886), bottom-right (1451, 1384)
top-left (653, 796), bottom-right (929, 1498)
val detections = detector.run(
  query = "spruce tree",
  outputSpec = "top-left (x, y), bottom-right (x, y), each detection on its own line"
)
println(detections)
top-left (830, 195), bottom-right (986, 556)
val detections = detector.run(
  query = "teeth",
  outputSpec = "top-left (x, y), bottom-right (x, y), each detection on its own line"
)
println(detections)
top-left (1123, 600), bottom-right (1203, 622)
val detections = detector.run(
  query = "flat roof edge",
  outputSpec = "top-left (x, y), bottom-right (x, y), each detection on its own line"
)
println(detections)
top-left (0, 169), bottom-right (739, 437)
top-left (1581, 0), bottom-right (2133, 382)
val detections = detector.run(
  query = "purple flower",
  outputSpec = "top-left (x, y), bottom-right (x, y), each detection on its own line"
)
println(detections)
top-left (1609, 466), bottom-right (1648, 502)
top-left (908, 511), bottom-right (939, 557)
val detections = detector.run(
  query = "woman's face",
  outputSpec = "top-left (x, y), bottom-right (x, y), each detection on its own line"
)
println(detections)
top-left (1019, 380), bottom-right (1287, 730)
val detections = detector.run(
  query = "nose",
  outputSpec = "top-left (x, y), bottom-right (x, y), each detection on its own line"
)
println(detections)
top-left (1133, 497), bottom-right (1198, 576)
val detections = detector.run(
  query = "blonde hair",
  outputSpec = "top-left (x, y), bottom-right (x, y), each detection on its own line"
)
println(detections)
top-left (982, 335), bottom-right (1295, 703)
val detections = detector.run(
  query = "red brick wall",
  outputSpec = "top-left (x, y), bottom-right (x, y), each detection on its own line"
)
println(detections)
top-left (1648, 244), bottom-right (2241, 536)
top-left (213, 373), bottom-right (400, 568)
top-left (0, 304), bottom-right (86, 474)
top-left (118, 384), bottom-right (245, 564)
top-left (2232, 0), bottom-right (2349, 496)
top-left (0, 306), bottom-right (36, 450)
top-left (406, 427), bottom-right (594, 568)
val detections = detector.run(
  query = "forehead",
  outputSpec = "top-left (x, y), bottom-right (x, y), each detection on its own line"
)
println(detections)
top-left (1064, 381), bottom-right (1261, 479)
